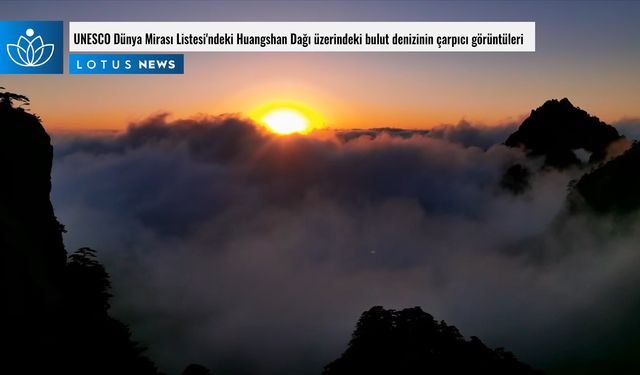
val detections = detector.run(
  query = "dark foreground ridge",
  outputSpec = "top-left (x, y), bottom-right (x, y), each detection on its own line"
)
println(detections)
top-left (0, 89), bottom-right (169, 374)
top-left (324, 306), bottom-right (541, 375)
top-left (569, 141), bottom-right (640, 215)
top-left (505, 98), bottom-right (621, 169)
top-left (0, 89), bottom-right (66, 324)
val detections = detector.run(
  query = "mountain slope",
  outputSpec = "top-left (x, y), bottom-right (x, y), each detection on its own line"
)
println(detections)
top-left (569, 141), bottom-right (640, 215)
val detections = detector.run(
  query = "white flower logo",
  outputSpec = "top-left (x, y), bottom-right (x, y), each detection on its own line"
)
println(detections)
top-left (6, 28), bottom-right (55, 67)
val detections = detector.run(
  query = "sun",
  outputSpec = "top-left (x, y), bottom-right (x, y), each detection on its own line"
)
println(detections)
top-left (251, 101), bottom-right (323, 135)
top-left (262, 108), bottom-right (309, 135)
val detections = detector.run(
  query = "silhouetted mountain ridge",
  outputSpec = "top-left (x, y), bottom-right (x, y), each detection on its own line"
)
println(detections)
top-left (505, 98), bottom-right (621, 169)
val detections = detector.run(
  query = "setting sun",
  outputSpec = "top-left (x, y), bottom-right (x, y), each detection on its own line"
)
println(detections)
top-left (250, 101), bottom-right (323, 135)
top-left (262, 108), bottom-right (308, 134)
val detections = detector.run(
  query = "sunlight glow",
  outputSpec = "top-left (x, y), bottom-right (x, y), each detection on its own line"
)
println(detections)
top-left (262, 109), bottom-right (309, 134)
top-left (250, 101), bottom-right (323, 135)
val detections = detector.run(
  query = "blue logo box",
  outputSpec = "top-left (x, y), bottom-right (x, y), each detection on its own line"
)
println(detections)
top-left (69, 54), bottom-right (184, 74)
top-left (0, 21), bottom-right (63, 74)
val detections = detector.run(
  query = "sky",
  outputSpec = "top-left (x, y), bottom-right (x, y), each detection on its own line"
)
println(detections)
top-left (2, 0), bottom-right (640, 130)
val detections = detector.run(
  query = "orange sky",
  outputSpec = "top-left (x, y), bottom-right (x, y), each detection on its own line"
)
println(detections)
top-left (8, 52), bottom-right (639, 132)
top-left (2, 1), bottom-right (639, 131)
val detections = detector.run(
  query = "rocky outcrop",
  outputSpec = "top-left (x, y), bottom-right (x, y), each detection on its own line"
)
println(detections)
top-left (324, 306), bottom-right (540, 375)
top-left (0, 96), bottom-right (67, 322)
top-left (569, 141), bottom-right (640, 215)
top-left (505, 98), bottom-right (621, 169)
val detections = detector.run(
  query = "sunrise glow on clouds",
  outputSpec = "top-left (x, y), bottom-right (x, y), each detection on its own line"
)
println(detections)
top-left (2, 1), bottom-right (639, 131)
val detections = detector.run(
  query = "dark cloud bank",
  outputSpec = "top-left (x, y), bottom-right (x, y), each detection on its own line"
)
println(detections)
top-left (51, 116), bottom-right (640, 374)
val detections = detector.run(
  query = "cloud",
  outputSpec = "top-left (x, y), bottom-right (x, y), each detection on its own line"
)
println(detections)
top-left (614, 118), bottom-right (640, 141)
top-left (51, 115), bottom-right (640, 374)
top-left (426, 120), bottom-right (518, 150)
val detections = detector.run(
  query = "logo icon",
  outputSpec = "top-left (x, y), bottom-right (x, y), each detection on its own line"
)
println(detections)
top-left (6, 28), bottom-right (55, 67)
top-left (0, 21), bottom-right (63, 74)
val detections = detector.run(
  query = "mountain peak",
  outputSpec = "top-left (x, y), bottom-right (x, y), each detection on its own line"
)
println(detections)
top-left (505, 98), bottom-right (621, 168)
top-left (559, 97), bottom-right (572, 105)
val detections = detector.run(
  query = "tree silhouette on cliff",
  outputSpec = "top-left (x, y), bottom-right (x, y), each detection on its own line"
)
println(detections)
top-left (0, 86), bottom-right (30, 107)
top-left (0, 88), bottom-right (160, 374)
top-left (62, 247), bottom-right (159, 374)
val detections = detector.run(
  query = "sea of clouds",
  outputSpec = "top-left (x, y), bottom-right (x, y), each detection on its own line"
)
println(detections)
top-left (50, 115), bottom-right (640, 374)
